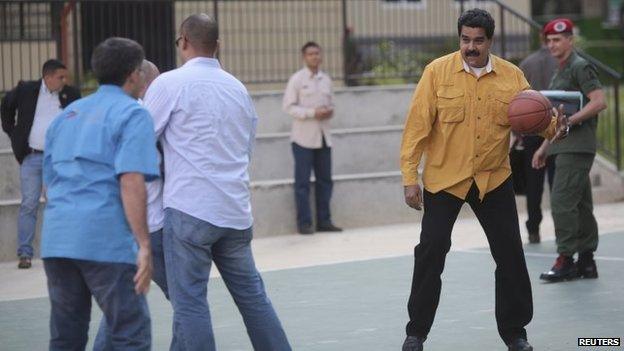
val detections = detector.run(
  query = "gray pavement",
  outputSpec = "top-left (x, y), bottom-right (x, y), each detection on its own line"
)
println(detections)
top-left (2, 202), bottom-right (624, 350)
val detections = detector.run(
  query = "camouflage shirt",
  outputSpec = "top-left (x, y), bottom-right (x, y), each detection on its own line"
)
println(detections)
top-left (548, 50), bottom-right (602, 155)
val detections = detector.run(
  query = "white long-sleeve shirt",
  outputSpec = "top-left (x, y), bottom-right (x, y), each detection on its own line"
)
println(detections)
top-left (143, 57), bottom-right (257, 230)
top-left (282, 67), bottom-right (334, 148)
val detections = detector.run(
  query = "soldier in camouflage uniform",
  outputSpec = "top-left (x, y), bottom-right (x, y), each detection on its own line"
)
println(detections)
top-left (532, 18), bottom-right (607, 282)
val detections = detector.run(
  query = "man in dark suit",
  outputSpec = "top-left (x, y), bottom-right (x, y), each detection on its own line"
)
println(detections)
top-left (1, 59), bottom-right (81, 269)
top-left (518, 44), bottom-right (557, 244)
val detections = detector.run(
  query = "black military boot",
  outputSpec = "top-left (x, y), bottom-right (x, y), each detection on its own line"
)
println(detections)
top-left (576, 251), bottom-right (598, 279)
top-left (539, 254), bottom-right (577, 282)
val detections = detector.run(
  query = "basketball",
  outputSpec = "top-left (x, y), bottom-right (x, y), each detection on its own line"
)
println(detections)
top-left (507, 90), bottom-right (553, 134)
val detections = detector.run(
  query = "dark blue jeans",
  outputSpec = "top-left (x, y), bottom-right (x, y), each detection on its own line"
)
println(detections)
top-left (94, 229), bottom-right (169, 350)
top-left (43, 258), bottom-right (151, 351)
top-left (291, 141), bottom-right (333, 228)
top-left (164, 208), bottom-right (291, 351)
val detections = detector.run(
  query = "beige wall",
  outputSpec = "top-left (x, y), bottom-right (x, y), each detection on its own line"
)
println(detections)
top-left (172, 0), bottom-right (531, 84)
top-left (174, 1), bottom-right (344, 84)
top-left (347, 0), bottom-right (531, 37)
top-left (1, 0), bottom-right (532, 92)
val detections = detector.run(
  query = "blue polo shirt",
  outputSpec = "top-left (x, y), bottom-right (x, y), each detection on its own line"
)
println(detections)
top-left (41, 85), bottom-right (159, 264)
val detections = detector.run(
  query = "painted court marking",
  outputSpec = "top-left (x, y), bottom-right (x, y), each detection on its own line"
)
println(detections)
top-left (458, 249), bottom-right (624, 262)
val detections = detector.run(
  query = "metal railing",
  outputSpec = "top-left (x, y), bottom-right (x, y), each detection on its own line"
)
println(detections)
top-left (0, 0), bottom-right (621, 168)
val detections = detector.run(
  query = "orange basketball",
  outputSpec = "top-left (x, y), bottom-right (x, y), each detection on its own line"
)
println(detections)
top-left (508, 90), bottom-right (552, 134)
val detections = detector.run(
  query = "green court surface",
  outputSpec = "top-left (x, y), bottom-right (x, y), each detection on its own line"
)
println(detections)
top-left (1, 232), bottom-right (623, 350)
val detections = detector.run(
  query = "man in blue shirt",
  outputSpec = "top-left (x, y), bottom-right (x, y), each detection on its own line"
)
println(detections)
top-left (42, 37), bottom-right (159, 350)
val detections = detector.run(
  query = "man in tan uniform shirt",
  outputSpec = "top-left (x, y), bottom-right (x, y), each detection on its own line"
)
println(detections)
top-left (283, 41), bottom-right (342, 235)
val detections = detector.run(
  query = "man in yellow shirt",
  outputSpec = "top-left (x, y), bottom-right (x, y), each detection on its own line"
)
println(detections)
top-left (400, 9), bottom-right (568, 351)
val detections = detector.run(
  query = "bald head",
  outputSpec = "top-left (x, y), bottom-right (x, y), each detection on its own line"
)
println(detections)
top-left (141, 60), bottom-right (159, 86)
top-left (180, 14), bottom-right (219, 55)
top-left (139, 60), bottom-right (160, 99)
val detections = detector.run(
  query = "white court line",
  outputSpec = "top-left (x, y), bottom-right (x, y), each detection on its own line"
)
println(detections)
top-left (457, 249), bottom-right (624, 262)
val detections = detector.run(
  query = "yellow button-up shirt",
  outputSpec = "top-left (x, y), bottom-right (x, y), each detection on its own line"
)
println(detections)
top-left (400, 51), bottom-right (556, 200)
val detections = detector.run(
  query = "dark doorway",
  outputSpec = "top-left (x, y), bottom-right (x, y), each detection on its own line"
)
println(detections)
top-left (80, 1), bottom-right (176, 74)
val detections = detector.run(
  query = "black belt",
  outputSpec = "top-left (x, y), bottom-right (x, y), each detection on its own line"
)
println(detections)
top-left (29, 148), bottom-right (43, 154)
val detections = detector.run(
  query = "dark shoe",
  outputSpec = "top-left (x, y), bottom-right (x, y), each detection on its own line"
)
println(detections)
top-left (298, 224), bottom-right (314, 235)
top-left (508, 338), bottom-right (533, 351)
top-left (317, 223), bottom-right (343, 232)
top-left (18, 257), bottom-right (32, 269)
top-left (539, 255), bottom-right (577, 282)
top-left (528, 231), bottom-right (540, 244)
top-left (402, 335), bottom-right (425, 351)
top-left (576, 251), bottom-right (598, 279)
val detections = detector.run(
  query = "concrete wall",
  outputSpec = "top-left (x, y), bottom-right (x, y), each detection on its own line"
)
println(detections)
top-left (1, 84), bottom-right (623, 262)
top-left (0, 85), bottom-right (416, 261)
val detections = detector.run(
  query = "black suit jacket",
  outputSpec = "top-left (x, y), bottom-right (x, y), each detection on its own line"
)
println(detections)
top-left (1, 80), bottom-right (81, 164)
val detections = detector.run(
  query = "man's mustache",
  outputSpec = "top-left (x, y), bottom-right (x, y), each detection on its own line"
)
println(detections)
top-left (465, 50), bottom-right (480, 57)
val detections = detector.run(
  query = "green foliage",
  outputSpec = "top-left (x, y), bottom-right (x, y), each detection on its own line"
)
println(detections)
top-left (575, 17), bottom-right (624, 74)
top-left (359, 40), bottom-right (451, 86)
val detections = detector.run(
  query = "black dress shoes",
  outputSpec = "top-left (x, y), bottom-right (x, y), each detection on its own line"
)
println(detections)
top-left (540, 254), bottom-right (577, 282)
top-left (317, 223), bottom-right (343, 232)
top-left (508, 338), bottom-right (533, 351)
top-left (576, 251), bottom-right (598, 279)
top-left (402, 335), bottom-right (425, 351)
top-left (528, 231), bottom-right (540, 244)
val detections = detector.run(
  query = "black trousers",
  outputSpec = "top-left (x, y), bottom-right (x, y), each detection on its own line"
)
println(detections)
top-left (406, 178), bottom-right (533, 344)
top-left (523, 136), bottom-right (555, 234)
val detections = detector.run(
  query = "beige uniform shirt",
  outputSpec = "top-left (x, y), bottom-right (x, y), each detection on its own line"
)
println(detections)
top-left (282, 67), bottom-right (334, 148)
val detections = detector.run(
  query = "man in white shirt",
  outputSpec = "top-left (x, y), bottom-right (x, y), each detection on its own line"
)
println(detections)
top-left (144, 14), bottom-right (291, 351)
top-left (283, 41), bottom-right (342, 235)
top-left (1, 59), bottom-right (81, 268)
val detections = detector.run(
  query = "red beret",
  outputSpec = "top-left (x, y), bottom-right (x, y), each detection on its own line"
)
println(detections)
top-left (543, 18), bottom-right (574, 36)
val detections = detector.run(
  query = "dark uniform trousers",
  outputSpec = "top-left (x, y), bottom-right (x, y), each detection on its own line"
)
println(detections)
top-left (523, 136), bottom-right (555, 234)
top-left (550, 153), bottom-right (598, 256)
top-left (406, 178), bottom-right (533, 344)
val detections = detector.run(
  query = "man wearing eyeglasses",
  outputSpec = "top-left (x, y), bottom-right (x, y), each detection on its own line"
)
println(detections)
top-left (144, 14), bottom-right (291, 351)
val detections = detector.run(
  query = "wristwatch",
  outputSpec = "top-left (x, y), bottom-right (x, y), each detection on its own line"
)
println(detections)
top-left (562, 124), bottom-right (570, 138)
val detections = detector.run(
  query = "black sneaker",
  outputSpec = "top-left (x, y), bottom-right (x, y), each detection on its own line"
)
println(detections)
top-left (576, 251), bottom-right (598, 279)
top-left (402, 335), bottom-right (425, 351)
top-left (317, 223), bottom-right (343, 232)
top-left (539, 255), bottom-right (577, 282)
top-left (298, 224), bottom-right (314, 235)
top-left (18, 257), bottom-right (32, 269)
